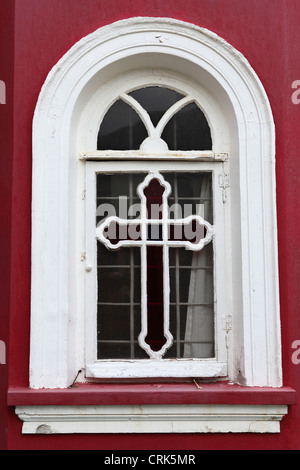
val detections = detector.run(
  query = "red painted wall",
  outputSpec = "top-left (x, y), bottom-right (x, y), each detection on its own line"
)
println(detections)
top-left (0, 0), bottom-right (14, 451)
top-left (1, 0), bottom-right (300, 449)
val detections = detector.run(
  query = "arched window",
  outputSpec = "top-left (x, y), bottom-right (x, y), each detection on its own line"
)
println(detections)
top-left (30, 18), bottom-right (282, 390)
top-left (83, 79), bottom-right (228, 378)
top-left (95, 86), bottom-right (215, 361)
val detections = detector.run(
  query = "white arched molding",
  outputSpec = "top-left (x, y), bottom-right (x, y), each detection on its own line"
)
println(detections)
top-left (30, 17), bottom-right (281, 389)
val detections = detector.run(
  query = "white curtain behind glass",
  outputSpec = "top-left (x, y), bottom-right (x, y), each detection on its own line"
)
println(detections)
top-left (184, 175), bottom-right (214, 358)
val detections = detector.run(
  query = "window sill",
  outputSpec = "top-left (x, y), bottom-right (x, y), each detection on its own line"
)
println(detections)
top-left (86, 360), bottom-right (227, 380)
top-left (8, 382), bottom-right (296, 407)
top-left (9, 383), bottom-right (295, 435)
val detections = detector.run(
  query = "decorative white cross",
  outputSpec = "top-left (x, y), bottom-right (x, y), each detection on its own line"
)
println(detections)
top-left (96, 172), bottom-right (214, 359)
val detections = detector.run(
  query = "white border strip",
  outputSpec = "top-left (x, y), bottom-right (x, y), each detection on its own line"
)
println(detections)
top-left (16, 405), bottom-right (288, 434)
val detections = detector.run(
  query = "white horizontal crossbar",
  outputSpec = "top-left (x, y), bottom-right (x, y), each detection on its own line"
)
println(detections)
top-left (79, 151), bottom-right (228, 161)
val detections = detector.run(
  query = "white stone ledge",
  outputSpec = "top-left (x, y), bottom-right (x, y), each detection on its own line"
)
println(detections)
top-left (15, 404), bottom-right (288, 434)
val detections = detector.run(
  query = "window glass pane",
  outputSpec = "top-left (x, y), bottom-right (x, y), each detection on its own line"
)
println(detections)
top-left (162, 102), bottom-right (212, 151)
top-left (165, 172), bottom-right (213, 224)
top-left (168, 244), bottom-right (214, 359)
top-left (96, 172), bottom-right (214, 360)
top-left (96, 173), bottom-right (145, 227)
top-left (97, 100), bottom-right (148, 150)
top-left (97, 245), bottom-right (142, 360)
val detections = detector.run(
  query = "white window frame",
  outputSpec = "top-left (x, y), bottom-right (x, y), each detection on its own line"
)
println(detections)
top-left (85, 160), bottom-right (228, 379)
top-left (30, 18), bottom-right (282, 389)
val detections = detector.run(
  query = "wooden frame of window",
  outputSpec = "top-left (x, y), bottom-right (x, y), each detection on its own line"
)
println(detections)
top-left (85, 160), bottom-right (228, 379)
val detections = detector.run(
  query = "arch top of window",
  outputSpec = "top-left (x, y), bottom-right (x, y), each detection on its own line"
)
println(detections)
top-left (81, 86), bottom-right (227, 162)
top-left (98, 85), bottom-right (214, 152)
